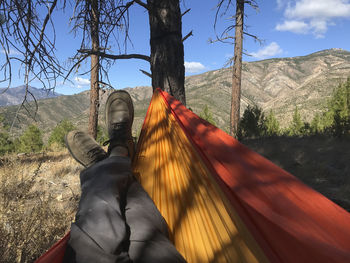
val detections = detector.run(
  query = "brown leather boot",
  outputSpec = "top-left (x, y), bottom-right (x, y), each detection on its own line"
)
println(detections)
top-left (103, 90), bottom-right (135, 159)
top-left (65, 130), bottom-right (107, 167)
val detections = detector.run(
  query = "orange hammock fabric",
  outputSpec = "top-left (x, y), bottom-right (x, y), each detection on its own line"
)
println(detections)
top-left (36, 89), bottom-right (350, 263)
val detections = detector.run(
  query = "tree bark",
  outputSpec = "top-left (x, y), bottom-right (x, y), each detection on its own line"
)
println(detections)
top-left (147, 0), bottom-right (186, 105)
top-left (88, 0), bottom-right (100, 139)
top-left (230, 0), bottom-right (244, 138)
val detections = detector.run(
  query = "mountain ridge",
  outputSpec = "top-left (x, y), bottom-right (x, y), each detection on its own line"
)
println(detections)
top-left (0, 85), bottom-right (62, 107)
top-left (1, 48), bottom-right (350, 137)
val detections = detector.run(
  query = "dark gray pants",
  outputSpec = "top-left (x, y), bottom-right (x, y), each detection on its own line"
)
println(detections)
top-left (63, 156), bottom-right (186, 263)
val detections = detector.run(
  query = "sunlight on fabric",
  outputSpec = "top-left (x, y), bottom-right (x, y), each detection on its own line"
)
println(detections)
top-left (133, 91), bottom-right (268, 263)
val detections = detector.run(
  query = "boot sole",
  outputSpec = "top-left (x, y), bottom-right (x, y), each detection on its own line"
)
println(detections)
top-left (64, 132), bottom-right (88, 167)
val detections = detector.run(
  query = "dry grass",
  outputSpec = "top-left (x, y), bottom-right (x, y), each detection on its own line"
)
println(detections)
top-left (0, 150), bottom-right (82, 263)
top-left (1, 136), bottom-right (349, 262)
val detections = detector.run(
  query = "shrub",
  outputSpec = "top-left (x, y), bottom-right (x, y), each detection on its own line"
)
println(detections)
top-left (48, 119), bottom-right (75, 148)
top-left (0, 132), bottom-right (14, 155)
top-left (287, 106), bottom-right (304, 136)
top-left (238, 105), bottom-right (266, 140)
top-left (264, 110), bottom-right (280, 136)
top-left (96, 125), bottom-right (109, 144)
top-left (199, 105), bottom-right (216, 126)
top-left (17, 125), bottom-right (43, 153)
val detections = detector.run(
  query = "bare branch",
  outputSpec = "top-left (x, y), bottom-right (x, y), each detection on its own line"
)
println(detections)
top-left (181, 8), bottom-right (191, 17)
top-left (78, 49), bottom-right (151, 62)
top-left (182, 31), bottom-right (193, 42)
top-left (139, 69), bottom-right (152, 78)
top-left (134, 0), bottom-right (148, 10)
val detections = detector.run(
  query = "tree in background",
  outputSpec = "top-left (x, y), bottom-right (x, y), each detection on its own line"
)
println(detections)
top-left (265, 110), bottom-right (280, 136)
top-left (96, 125), bottom-right (109, 145)
top-left (17, 125), bottom-right (43, 153)
top-left (69, 0), bottom-right (187, 138)
top-left (0, 115), bottom-right (14, 155)
top-left (199, 105), bottom-right (216, 126)
top-left (48, 119), bottom-right (76, 148)
top-left (214, 0), bottom-right (259, 138)
top-left (287, 106), bottom-right (303, 136)
top-left (0, 0), bottom-right (64, 132)
top-left (310, 113), bottom-right (322, 135)
top-left (237, 105), bottom-right (265, 140)
top-left (325, 78), bottom-right (350, 137)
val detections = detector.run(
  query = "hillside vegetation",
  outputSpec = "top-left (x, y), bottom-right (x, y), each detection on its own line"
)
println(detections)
top-left (1, 49), bottom-right (350, 137)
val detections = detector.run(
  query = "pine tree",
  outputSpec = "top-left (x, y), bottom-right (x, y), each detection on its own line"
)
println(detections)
top-left (288, 106), bottom-right (303, 136)
top-left (264, 110), bottom-right (280, 136)
top-left (0, 114), bottom-right (14, 155)
top-left (18, 125), bottom-right (43, 153)
top-left (48, 119), bottom-right (75, 148)
top-left (199, 105), bottom-right (216, 126)
top-left (237, 105), bottom-right (265, 139)
top-left (310, 113), bottom-right (322, 134)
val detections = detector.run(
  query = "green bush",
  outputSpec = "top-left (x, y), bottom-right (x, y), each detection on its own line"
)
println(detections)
top-left (0, 132), bottom-right (14, 155)
top-left (199, 105), bottom-right (216, 126)
top-left (238, 105), bottom-right (266, 140)
top-left (0, 115), bottom-right (14, 155)
top-left (17, 125), bottom-right (43, 153)
top-left (310, 113), bottom-right (323, 134)
top-left (265, 110), bottom-right (280, 136)
top-left (48, 119), bottom-right (75, 148)
top-left (287, 106), bottom-right (304, 136)
top-left (96, 125), bottom-right (108, 144)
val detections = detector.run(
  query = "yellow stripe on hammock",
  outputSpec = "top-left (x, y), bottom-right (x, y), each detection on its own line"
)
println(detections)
top-left (133, 91), bottom-right (269, 263)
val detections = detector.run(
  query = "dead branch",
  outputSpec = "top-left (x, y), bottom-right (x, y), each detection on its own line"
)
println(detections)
top-left (78, 49), bottom-right (151, 62)
top-left (181, 8), bottom-right (191, 17)
top-left (182, 31), bottom-right (193, 42)
top-left (139, 69), bottom-right (152, 78)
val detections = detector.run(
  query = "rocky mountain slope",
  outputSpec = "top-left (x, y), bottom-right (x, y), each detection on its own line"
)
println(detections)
top-left (0, 86), bottom-right (61, 106)
top-left (1, 48), bottom-right (350, 137)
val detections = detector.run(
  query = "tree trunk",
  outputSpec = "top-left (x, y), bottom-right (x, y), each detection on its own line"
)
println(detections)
top-left (88, 0), bottom-right (100, 139)
top-left (147, 0), bottom-right (186, 105)
top-left (230, 0), bottom-right (244, 138)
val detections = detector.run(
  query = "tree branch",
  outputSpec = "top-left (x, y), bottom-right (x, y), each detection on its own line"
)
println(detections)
top-left (181, 8), bottom-right (191, 17)
top-left (182, 31), bottom-right (193, 42)
top-left (134, 0), bottom-right (148, 10)
top-left (78, 49), bottom-right (151, 62)
top-left (139, 69), bottom-right (152, 78)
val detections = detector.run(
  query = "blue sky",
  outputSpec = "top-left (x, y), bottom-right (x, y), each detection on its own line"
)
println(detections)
top-left (2, 0), bottom-right (350, 95)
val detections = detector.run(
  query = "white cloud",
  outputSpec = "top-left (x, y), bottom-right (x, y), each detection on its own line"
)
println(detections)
top-left (276, 20), bottom-right (309, 34)
top-left (184, 61), bottom-right (205, 73)
top-left (1, 48), bottom-right (21, 56)
top-left (250, 42), bottom-right (283, 59)
top-left (276, 0), bottom-right (287, 9)
top-left (74, 77), bottom-right (90, 86)
top-left (276, 0), bottom-right (350, 37)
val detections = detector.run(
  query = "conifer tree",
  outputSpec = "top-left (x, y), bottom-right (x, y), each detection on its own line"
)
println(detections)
top-left (18, 125), bottom-right (43, 153)
top-left (265, 110), bottom-right (280, 136)
top-left (288, 106), bottom-right (303, 136)
top-left (48, 120), bottom-right (75, 147)
top-left (199, 105), bottom-right (216, 126)
top-left (310, 113), bottom-right (322, 134)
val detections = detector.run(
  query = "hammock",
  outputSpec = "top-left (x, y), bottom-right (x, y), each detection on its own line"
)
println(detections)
top-left (36, 88), bottom-right (350, 263)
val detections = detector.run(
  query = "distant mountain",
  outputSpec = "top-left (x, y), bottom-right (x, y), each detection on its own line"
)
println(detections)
top-left (0, 86), bottom-right (62, 107)
top-left (1, 48), bottom-right (350, 138)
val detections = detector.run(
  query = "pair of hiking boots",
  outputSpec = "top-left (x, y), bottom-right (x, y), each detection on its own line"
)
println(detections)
top-left (65, 90), bottom-right (135, 167)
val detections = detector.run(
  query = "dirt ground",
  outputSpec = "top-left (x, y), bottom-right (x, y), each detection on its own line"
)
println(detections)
top-left (242, 136), bottom-right (350, 212)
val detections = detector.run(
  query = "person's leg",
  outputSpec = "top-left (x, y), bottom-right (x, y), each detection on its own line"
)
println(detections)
top-left (63, 131), bottom-right (132, 263)
top-left (104, 90), bottom-right (186, 262)
top-left (125, 177), bottom-right (187, 263)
